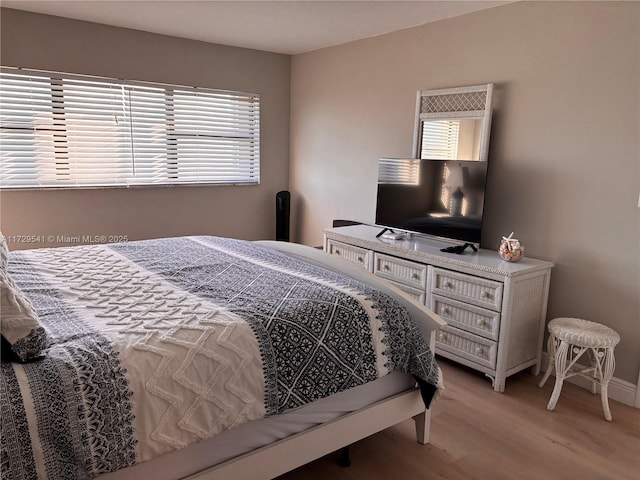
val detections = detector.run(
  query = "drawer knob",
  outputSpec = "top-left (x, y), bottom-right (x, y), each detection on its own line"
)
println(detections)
top-left (439, 332), bottom-right (448, 341)
top-left (482, 291), bottom-right (492, 299)
top-left (442, 307), bottom-right (451, 316)
top-left (476, 347), bottom-right (485, 356)
top-left (478, 319), bottom-right (487, 327)
top-left (412, 273), bottom-right (420, 280)
top-left (335, 249), bottom-right (341, 255)
top-left (357, 256), bottom-right (363, 262)
top-left (444, 281), bottom-right (453, 289)
top-left (384, 265), bottom-right (390, 271)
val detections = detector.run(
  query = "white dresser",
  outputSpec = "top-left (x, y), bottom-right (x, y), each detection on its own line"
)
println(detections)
top-left (323, 225), bottom-right (554, 392)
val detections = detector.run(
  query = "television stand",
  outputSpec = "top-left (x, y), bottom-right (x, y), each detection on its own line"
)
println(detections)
top-left (323, 224), bottom-right (554, 393)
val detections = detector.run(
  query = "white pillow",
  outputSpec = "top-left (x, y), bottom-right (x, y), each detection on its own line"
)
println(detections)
top-left (0, 239), bottom-right (49, 362)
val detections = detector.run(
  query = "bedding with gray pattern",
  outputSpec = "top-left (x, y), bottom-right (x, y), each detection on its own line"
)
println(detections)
top-left (1, 236), bottom-right (439, 480)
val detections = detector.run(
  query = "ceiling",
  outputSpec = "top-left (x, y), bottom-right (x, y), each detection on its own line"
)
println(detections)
top-left (2, 1), bottom-right (512, 55)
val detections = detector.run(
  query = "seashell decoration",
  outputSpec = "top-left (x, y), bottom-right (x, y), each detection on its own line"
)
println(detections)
top-left (499, 232), bottom-right (524, 262)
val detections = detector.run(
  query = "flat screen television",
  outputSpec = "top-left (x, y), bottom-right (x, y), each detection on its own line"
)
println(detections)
top-left (375, 158), bottom-right (489, 245)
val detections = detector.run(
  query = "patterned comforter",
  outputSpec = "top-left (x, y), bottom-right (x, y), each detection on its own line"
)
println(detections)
top-left (1, 236), bottom-right (439, 480)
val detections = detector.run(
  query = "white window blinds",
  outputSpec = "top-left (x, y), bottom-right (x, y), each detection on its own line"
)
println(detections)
top-left (0, 68), bottom-right (260, 188)
top-left (419, 119), bottom-right (460, 160)
top-left (377, 158), bottom-right (420, 185)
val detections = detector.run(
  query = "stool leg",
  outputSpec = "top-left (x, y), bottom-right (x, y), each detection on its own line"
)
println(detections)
top-left (547, 340), bottom-right (569, 411)
top-left (588, 348), bottom-right (598, 394)
top-left (539, 335), bottom-right (556, 388)
top-left (600, 347), bottom-right (616, 421)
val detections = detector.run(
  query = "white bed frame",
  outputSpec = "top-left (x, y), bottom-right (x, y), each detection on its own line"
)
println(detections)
top-left (189, 389), bottom-right (429, 480)
top-left (182, 242), bottom-right (446, 480)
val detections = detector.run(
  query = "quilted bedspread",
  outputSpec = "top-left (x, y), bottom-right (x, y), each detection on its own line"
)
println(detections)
top-left (1, 236), bottom-right (439, 480)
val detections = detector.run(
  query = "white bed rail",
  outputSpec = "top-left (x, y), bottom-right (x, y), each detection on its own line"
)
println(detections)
top-left (186, 389), bottom-right (428, 480)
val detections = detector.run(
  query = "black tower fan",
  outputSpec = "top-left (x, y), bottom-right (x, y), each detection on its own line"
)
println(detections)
top-left (275, 191), bottom-right (290, 242)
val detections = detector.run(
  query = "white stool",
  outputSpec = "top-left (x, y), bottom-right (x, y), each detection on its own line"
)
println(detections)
top-left (538, 317), bottom-right (620, 421)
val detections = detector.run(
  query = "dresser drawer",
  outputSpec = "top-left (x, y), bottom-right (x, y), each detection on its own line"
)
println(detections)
top-left (326, 239), bottom-right (371, 270)
top-left (430, 294), bottom-right (500, 341)
top-left (430, 268), bottom-right (503, 311)
top-left (436, 326), bottom-right (497, 369)
top-left (388, 280), bottom-right (426, 304)
top-left (374, 253), bottom-right (427, 289)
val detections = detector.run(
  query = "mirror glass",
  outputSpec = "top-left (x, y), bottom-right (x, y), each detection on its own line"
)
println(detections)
top-left (419, 118), bottom-right (484, 161)
top-left (413, 84), bottom-right (493, 163)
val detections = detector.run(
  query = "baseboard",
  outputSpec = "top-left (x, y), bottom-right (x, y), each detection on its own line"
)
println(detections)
top-left (541, 352), bottom-right (638, 408)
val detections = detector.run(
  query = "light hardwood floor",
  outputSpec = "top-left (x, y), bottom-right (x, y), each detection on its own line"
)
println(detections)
top-left (278, 359), bottom-right (640, 480)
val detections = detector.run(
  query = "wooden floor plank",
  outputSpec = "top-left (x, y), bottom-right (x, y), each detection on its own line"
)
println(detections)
top-left (278, 359), bottom-right (640, 480)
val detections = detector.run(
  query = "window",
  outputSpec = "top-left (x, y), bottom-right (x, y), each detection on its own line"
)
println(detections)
top-left (0, 68), bottom-right (260, 188)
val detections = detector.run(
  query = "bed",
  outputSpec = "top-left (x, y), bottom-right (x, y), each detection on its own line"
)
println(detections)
top-left (0, 235), bottom-right (445, 480)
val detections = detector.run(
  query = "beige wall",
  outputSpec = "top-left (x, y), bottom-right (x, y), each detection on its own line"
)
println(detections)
top-left (290, 2), bottom-right (640, 383)
top-left (0, 8), bottom-right (291, 244)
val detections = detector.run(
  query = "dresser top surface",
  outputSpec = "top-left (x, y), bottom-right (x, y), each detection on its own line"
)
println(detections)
top-left (324, 225), bottom-right (554, 277)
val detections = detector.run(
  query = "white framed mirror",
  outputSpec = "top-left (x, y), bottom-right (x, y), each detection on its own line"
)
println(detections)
top-left (412, 84), bottom-right (494, 162)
